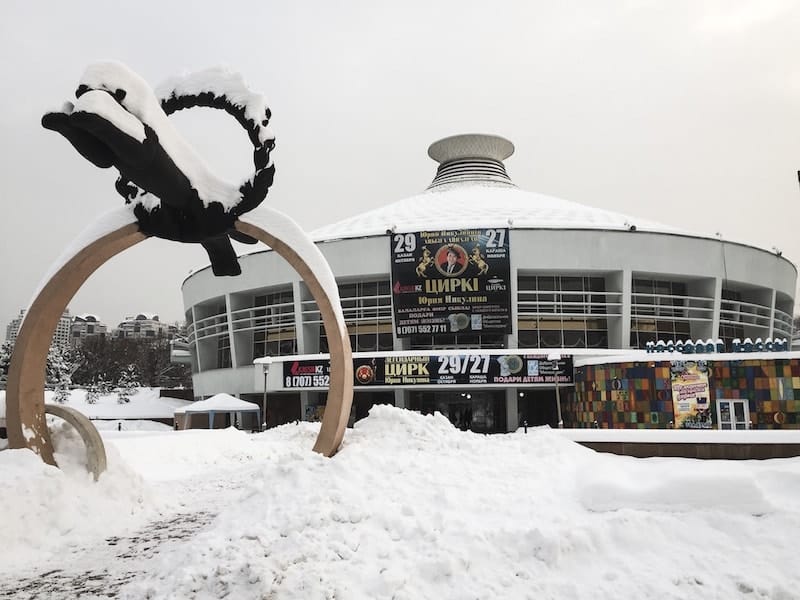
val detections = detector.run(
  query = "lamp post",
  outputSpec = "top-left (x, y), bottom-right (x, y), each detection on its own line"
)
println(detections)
top-left (548, 353), bottom-right (563, 428)
top-left (261, 357), bottom-right (272, 430)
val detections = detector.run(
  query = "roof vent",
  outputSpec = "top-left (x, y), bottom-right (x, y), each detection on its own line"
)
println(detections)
top-left (427, 133), bottom-right (515, 189)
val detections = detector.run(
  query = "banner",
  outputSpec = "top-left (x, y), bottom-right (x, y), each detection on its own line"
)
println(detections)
top-left (282, 354), bottom-right (573, 389)
top-left (389, 228), bottom-right (511, 337)
top-left (670, 360), bottom-right (712, 429)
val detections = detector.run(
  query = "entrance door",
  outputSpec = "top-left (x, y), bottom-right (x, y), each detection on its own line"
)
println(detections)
top-left (407, 390), bottom-right (506, 433)
top-left (717, 399), bottom-right (750, 430)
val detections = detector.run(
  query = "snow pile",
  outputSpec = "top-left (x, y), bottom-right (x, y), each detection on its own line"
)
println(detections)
top-left (92, 419), bottom-right (173, 432)
top-left (120, 406), bottom-right (799, 599)
top-left (106, 427), bottom-right (260, 482)
top-left (1, 405), bottom-right (797, 598)
top-left (577, 453), bottom-right (772, 514)
top-left (0, 422), bottom-right (160, 572)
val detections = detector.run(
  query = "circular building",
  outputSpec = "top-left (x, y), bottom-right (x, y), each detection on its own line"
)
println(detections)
top-left (181, 134), bottom-right (797, 433)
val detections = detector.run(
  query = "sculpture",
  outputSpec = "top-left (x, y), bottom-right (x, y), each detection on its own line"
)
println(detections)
top-left (6, 62), bottom-right (353, 474)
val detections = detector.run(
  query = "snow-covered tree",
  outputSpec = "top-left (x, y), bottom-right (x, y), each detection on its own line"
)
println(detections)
top-left (116, 364), bottom-right (140, 404)
top-left (46, 345), bottom-right (74, 390)
top-left (53, 383), bottom-right (70, 404)
top-left (85, 382), bottom-right (100, 404)
top-left (0, 340), bottom-right (13, 387)
top-left (96, 376), bottom-right (113, 397)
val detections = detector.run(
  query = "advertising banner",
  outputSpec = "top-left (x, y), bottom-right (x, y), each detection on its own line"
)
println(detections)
top-left (670, 360), bottom-right (712, 429)
top-left (389, 228), bottom-right (511, 337)
top-left (282, 354), bottom-right (573, 389)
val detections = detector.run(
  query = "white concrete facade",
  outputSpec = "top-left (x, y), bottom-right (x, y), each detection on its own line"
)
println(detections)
top-left (180, 134), bottom-right (797, 431)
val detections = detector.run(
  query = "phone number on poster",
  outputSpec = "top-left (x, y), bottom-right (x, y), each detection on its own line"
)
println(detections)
top-left (396, 324), bottom-right (450, 334)
top-left (285, 375), bottom-right (330, 388)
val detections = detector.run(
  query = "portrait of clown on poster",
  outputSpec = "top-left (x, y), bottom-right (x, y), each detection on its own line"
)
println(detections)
top-left (390, 228), bottom-right (511, 338)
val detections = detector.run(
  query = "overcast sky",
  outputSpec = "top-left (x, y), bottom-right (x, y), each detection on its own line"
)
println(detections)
top-left (2, 0), bottom-right (800, 335)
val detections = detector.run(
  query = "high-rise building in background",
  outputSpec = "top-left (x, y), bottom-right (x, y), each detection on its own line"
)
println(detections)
top-left (5, 309), bottom-right (71, 348)
top-left (5, 310), bottom-right (182, 347)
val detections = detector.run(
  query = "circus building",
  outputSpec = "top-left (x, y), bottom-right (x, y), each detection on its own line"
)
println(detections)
top-left (181, 133), bottom-right (799, 434)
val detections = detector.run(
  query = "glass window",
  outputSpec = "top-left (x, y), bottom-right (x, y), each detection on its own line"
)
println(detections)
top-left (516, 274), bottom-right (609, 349)
top-left (217, 336), bottom-right (231, 369)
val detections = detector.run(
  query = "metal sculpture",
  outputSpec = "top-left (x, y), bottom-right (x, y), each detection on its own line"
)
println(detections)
top-left (6, 62), bottom-right (353, 474)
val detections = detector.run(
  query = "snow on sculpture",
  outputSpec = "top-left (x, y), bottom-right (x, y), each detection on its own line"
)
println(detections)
top-left (6, 62), bottom-right (353, 474)
top-left (42, 61), bottom-right (275, 276)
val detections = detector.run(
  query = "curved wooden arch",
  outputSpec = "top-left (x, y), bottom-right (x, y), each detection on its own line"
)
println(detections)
top-left (6, 223), bottom-right (146, 466)
top-left (6, 212), bottom-right (353, 470)
top-left (235, 218), bottom-right (354, 456)
top-left (44, 403), bottom-right (108, 481)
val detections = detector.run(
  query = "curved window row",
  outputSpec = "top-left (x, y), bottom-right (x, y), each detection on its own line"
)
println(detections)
top-left (186, 272), bottom-right (793, 370)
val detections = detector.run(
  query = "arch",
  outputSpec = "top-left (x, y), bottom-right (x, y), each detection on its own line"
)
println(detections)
top-left (6, 207), bottom-right (353, 471)
top-left (44, 403), bottom-right (107, 481)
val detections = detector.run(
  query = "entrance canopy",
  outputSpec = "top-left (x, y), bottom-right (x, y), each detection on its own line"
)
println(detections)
top-left (175, 393), bottom-right (260, 429)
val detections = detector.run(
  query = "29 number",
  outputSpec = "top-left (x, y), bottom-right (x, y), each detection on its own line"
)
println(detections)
top-left (393, 233), bottom-right (416, 253)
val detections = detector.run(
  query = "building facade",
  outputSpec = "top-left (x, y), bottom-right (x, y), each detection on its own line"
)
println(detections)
top-left (115, 314), bottom-right (179, 340)
top-left (181, 134), bottom-right (797, 432)
top-left (70, 314), bottom-right (109, 345)
top-left (6, 309), bottom-right (72, 348)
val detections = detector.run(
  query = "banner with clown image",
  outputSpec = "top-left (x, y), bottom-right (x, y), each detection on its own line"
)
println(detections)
top-left (389, 228), bottom-right (511, 338)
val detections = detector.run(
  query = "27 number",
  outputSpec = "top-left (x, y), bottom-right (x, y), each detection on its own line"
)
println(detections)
top-left (485, 229), bottom-right (506, 248)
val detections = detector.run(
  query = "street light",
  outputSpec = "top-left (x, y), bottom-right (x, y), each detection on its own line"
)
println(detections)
top-left (261, 357), bottom-right (272, 430)
top-left (547, 353), bottom-right (563, 429)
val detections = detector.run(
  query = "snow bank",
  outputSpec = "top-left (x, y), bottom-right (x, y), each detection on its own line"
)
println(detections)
top-left (120, 406), bottom-right (799, 599)
top-left (92, 419), bottom-right (173, 432)
top-left (104, 427), bottom-right (259, 482)
top-left (0, 422), bottom-right (161, 573)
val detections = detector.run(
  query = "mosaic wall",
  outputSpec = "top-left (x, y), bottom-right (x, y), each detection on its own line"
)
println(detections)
top-left (572, 358), bottom-right (800, 429)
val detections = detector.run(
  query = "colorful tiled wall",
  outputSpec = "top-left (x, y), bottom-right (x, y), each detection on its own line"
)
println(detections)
top-left (572, 358), bottom-right (800, 429)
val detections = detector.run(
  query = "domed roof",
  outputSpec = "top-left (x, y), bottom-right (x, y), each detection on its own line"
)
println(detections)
top-left (311, 134), bottom-right (703, 242)
top-left (311, 181), bottom-right (698, 241)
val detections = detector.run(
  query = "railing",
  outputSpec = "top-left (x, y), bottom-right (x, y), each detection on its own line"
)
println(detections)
top-left (302, 293), bottom-right (393, 325)
top-left (719, 297), bottom-right (773, 329)
top-left (630, 292), bottom-right (715, 322)
top-left (517, 290), bottom-right (623, 318)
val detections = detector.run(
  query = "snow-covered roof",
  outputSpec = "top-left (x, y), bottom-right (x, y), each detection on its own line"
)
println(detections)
top-left (306, 132), bottom-right (715, 243)
top-left (73, 313), bottom-right (101, 323)
top-left (122, 312), bottom-right (159, 322)
top-left (310, 181), bottom-right (708, 243)
top-left (177, 393), bottom-right (260, 414)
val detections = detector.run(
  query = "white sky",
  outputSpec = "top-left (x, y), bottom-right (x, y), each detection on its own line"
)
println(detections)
top-left (2, 0), bottom-right (800, 334)
top-left (1, 392), bottom-right (799, 597)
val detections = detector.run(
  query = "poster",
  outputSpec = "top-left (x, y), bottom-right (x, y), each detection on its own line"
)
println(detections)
top-left (670, 360), bottom-right (712, 429)
top-left (389, 228), bottom-right (511, 337)
top-left (282, 354), bottom-right (573, 389)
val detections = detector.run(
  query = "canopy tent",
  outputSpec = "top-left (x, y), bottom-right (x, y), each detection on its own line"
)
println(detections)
top-left (175, 393), bottom-right (261, 430)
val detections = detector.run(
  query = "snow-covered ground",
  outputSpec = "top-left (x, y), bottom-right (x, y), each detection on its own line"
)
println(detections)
top-left (0, 387), bottom-right (191, 424)
top-left (1, 405), bottom-right (798, 599)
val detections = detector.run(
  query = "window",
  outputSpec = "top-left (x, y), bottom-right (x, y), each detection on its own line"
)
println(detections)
top-left (630, 278), bottom-right (692, 348)
top-left (317, 279), bottom-right (393, 353)
top-left (517, 275), bottom-right (609, 349)
top-left (253, 288), bottom-right (296, 358)
top-left (217, 336), bottom-right (231, 369)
